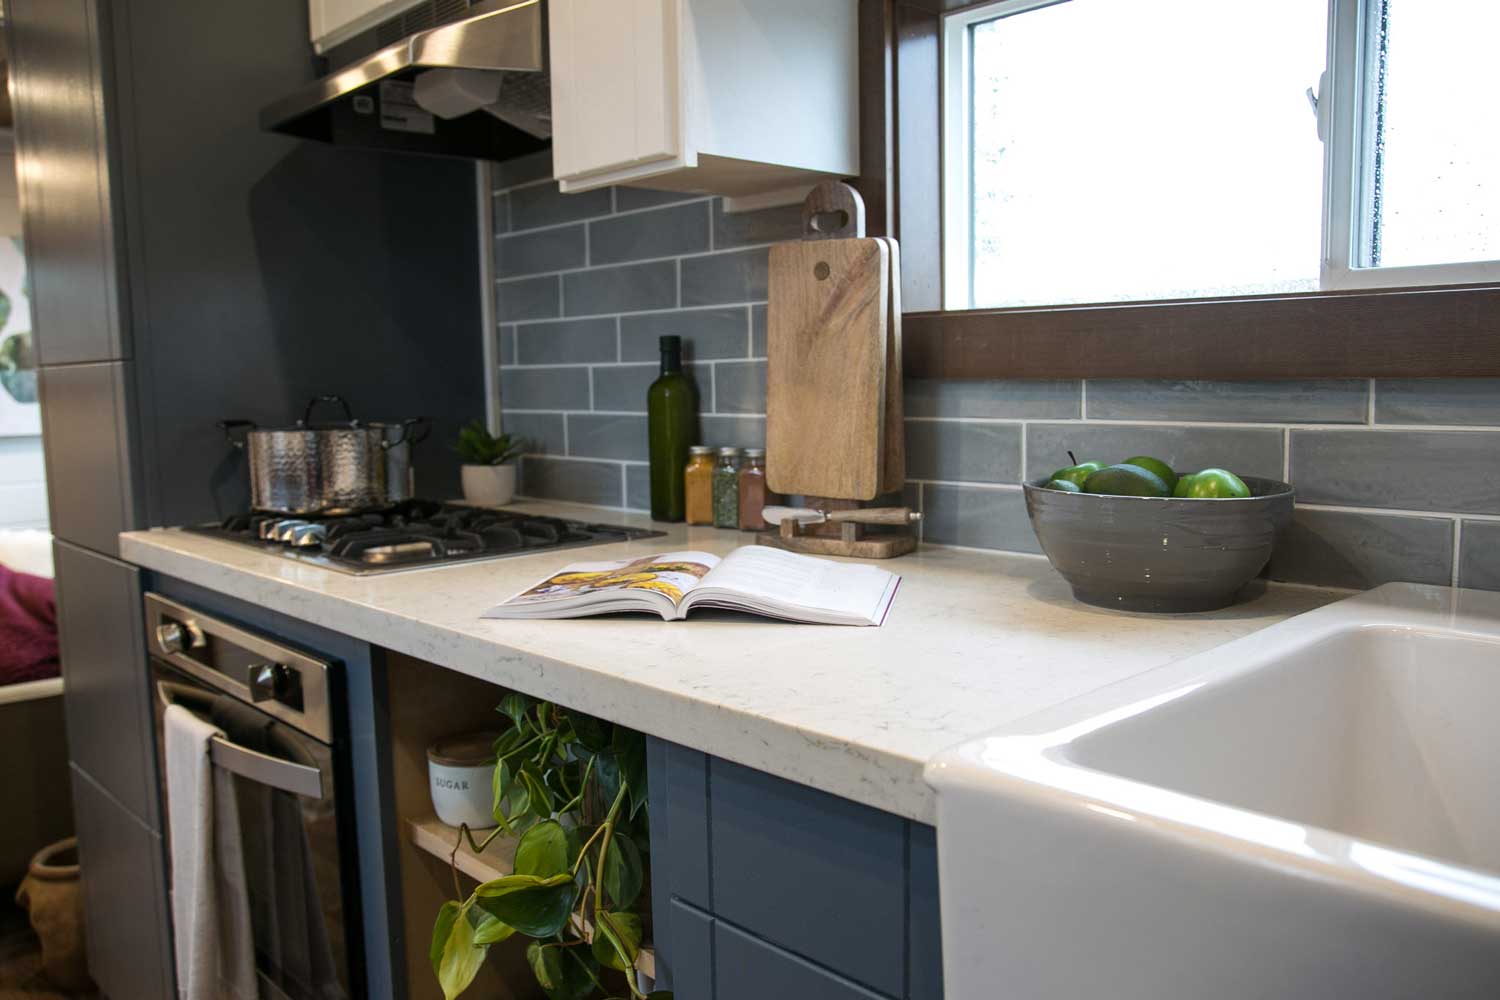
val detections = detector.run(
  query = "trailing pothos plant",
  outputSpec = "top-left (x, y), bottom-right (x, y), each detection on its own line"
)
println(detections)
top-left (431, 693), bottom-right (670, 1000)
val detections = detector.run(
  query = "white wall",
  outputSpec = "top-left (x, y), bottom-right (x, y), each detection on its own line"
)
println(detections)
top-left (0, 143), bottom-right (47, 530)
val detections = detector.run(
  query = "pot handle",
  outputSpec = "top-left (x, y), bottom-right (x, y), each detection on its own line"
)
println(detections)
top-left (379, 416), bottom-right (431, 450)
top-left (218, 419), bottom-right (256, 449)
top-left (302, 395), bottom-right (355, 427)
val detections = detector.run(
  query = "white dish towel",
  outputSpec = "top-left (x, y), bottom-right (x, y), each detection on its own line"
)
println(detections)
top-left (164, 703), bottom-right (258, 1000)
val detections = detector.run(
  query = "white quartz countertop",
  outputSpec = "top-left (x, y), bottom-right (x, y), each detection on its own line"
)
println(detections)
top-left (120, 501), bottom-right (1339, 823)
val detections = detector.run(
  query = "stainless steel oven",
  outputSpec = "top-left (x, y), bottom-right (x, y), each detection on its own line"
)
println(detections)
top-left (146, 593), bottom-right (363, 1000)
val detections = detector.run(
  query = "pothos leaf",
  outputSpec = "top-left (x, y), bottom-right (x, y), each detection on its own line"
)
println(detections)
top-left (436, 904), bottom-right (488, 1000)
top-left (429, 900), bottom-right (462, 980)
top-left (601, 832), bottom-right (643, 910)
top-left (513, 819), bottom-right (570, 878)
top-left (475, 874), bottom-right (577, 938)
top-left (591, 910), bottom-right (643, 972)
top-left (472, 913), bottom-right (515, 945)
top-left (525, 941), bottom-right (598, 1000)
top-left (499, 692), bottom-right (533, 731)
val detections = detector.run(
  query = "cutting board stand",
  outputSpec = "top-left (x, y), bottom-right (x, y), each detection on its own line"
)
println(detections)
top-left (758, 182), bottom-right (916, 560)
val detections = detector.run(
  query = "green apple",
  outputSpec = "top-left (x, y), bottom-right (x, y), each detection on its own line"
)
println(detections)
top-left (1122, 455), bottom-right (1178, 492)
top-left (1082, 464), bottom-right (1171, 497)
top-left (1044, 478), bottom-right (1082, 492)
top-left (1049, 461), bottom-right (1104, 487)
top-left (1176, 468), bottom-right (1250, 498)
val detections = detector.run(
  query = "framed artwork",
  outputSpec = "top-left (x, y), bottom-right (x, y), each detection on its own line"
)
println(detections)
top-left (0, 236), bottom-right (38, 438)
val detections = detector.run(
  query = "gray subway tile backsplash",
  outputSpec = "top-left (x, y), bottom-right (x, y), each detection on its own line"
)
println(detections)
top-left (1291, 430), bottom-right (1500, 515)
top-left (501, 412), bottom-right (566, 455)
top-left (921, 485), bottom-right (1040, 554)
top-left (1458, 520), bottom-right (1500, 590)
top-left (620, 307), bottom-right (748, 362)
top-left (496, 223), bottom-right (586, 276)
top-left (567, 413), bottom-right (648, 462)
top-left (1266, 509), bottom-right (1454, 589)
top-left (714, 361), bottom-right (767, 415)
top-left (496, 275), bottom-right (561, 322)
top-left (1085, 380), bottom-right (1369, 424)
top-left (681, 248), bottom-right (769, 306)
top-left (1374, 379), bottom-right (1500, 426)
top-left (1024, 423), bottom-right (1285, 482)
top-left (510, 182), bottom-right (612, 231)
top-left (905, 379), bottom-right (1081, 420)
top-left (905, 420), bottom-right (1022, 484)
top-left (590, 201), bottom-right (711, 265)
top-left (564, 260), bottom-right (678, 316)
top-left (490, 178), bottom-right (1498, 591)
top-left (500, 367), bottom-right (590, 411)
top-left (518, 456), bottom-right (623, 507)
top-left (516, 317), bottom-right (617, 365)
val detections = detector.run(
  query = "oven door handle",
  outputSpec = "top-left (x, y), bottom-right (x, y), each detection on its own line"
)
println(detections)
top-left (210, 734), bottom-right (325, 799)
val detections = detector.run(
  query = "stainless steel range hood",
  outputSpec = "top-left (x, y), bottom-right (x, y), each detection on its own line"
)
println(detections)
top-left (262, 0), bottom-right (550, 161)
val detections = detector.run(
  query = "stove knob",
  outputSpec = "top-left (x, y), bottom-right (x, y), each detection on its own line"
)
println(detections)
top-left (156, 622), bottom-right (186, 654)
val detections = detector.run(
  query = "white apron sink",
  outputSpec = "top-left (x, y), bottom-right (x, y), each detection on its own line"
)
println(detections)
top-left (927, 583), bottom-right (1500, 999)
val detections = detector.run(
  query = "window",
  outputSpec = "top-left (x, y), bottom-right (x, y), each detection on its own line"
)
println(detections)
top-left (943, 0), bottom-right (1500, 310)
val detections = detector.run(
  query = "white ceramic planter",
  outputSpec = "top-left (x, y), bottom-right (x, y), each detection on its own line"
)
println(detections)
top-left (461, 463), bottom-right (516, 507)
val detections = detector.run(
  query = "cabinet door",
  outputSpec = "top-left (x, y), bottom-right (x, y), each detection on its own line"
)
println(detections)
top-left (52, 540), bottom-right (158, 829)
top-left (549, 0), bottom-right (684, 182)
top-left (71, 765), bottom-right (174, 1000)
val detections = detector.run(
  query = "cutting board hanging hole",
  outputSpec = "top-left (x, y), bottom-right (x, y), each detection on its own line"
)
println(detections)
top-left (810, 210), bottom-right (850, 234)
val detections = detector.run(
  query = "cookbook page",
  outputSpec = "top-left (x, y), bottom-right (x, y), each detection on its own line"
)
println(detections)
top-left (691, 546), bottom-right (899, 623)
top-left (486, 551), bottom-right (721, 616)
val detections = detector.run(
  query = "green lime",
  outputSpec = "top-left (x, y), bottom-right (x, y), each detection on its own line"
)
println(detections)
top-left (1172, 473), bottom-right (1198, 497)
top-left (1044, 478), bottom-right (1082, 492)
top-left (1082, 463), bottom-right (1171, 497)
top-left (1122, 455), bottom-right (1178, 492)
top-left (1049, 461), bottom-right (1104, 487)
top-left (1177, 468), bottom-right (1250, 498)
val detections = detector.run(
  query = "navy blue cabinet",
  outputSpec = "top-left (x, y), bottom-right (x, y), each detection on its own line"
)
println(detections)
top-left (648, 740), bottom-right (944, 999)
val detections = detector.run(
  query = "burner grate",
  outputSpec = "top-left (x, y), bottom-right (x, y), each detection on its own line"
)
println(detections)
top-left (184, 502), bottom-right (665, 575)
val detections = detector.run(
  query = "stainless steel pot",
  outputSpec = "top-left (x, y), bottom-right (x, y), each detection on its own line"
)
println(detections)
top-left (371, 417), bottom-right (431, 503)
top-left (220, 396), bottom-right (421, 515)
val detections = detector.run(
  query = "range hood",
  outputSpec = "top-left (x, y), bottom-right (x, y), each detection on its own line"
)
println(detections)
top-left (261, 0), bottom-right (550, 161)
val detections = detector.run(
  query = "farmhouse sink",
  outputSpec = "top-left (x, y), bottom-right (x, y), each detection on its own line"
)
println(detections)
top-left (927, 583), bottom-right (1500, 999)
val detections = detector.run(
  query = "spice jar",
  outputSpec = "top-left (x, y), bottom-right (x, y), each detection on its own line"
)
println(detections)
top-left (683, 446), bottom-right (715, 525)
top-left (712, 447), bottom-right (742, 529)
top-left (738, 448), bottom-right (773, 530)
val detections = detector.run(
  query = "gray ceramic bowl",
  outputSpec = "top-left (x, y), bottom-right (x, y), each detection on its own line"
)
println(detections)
top-left (1023, 476), bottom-right (1295, 613)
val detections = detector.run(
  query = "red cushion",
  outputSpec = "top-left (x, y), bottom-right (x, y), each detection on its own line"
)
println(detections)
top-left (0, 564), bottom-right (59, 686)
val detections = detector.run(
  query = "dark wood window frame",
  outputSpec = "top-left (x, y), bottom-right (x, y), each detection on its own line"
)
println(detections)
top-left (859, 0), bottom-right (1500, 380)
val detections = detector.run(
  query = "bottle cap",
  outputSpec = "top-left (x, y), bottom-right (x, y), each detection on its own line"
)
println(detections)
top-left (743, 448), bottom-right (766, 458)
top-left (659, 335), bottom-right (682, 352)
top-left (689, 445), bottom-right (714, 455)
top-left (717, 446), bottom-right (742, 456)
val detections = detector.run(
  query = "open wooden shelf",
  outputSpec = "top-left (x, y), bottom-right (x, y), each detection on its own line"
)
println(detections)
top-left (406, 814), bottom-right (656, 980)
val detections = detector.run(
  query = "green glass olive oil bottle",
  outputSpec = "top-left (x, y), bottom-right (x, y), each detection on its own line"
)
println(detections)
top-left (647, 335), bottom-right (697, 521)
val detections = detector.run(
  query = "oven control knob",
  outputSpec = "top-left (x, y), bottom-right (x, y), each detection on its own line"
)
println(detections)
top-left (156, 622), bottom-right (186, 654)
top-left (248, 663), bottom-right (300, 707)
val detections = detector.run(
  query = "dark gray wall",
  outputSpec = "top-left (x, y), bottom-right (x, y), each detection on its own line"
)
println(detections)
top-left (109, 0), bottom-right (483, 525)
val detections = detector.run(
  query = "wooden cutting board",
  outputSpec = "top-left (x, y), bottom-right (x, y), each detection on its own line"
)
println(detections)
top-left (765, 233), bottom-right (889, 500)
top-left (876, 236), bottom-right (905, 495)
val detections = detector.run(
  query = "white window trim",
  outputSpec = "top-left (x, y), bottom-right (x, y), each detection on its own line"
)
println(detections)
top-left (1321, 0), bottom-right (1500, 289)
top-left (942, 0), bottom-right (1500, 310)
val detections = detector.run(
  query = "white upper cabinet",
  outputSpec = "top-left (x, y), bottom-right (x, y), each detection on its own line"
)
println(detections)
top-left (549, 0), bottom-right (860, 205)
top-left (309, 0), bottom-right (426, 54)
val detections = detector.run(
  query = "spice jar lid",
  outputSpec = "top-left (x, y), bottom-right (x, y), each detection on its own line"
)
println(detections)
top-left (689, 445), bottom-right (714, 455)
top-left (717, 446), bottom-right (742, 456)
top-left (743, 448), bottom-right (765, 458)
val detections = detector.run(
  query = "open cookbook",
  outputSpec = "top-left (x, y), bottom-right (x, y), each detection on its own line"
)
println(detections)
top-left (483, 546), bottom-right (900, 626)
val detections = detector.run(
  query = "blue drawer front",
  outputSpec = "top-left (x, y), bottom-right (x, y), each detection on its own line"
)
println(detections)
top-left (647, 739), bottom-right (944, 999)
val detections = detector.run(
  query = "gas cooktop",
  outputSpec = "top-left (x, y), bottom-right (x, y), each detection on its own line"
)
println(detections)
top-left (185, 500), bottom-right (665, 575)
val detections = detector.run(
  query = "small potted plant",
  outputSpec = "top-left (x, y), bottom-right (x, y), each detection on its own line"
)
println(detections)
top-left (456, 420), bottom-right (525, 506)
